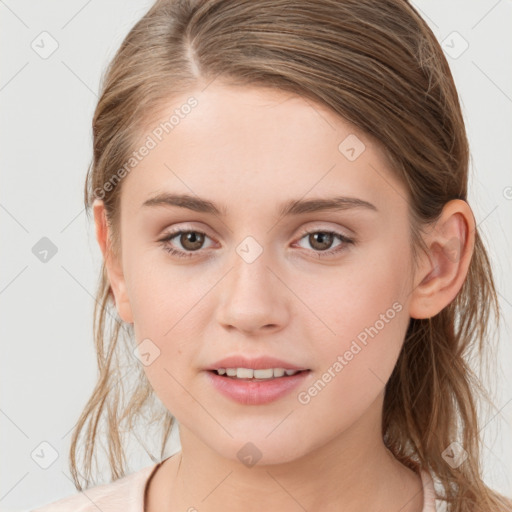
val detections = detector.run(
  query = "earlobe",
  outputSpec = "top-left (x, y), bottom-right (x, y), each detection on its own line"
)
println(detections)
top-left (92, 199), bottom-right (134, 324)
top-left (408, 199), bottom-right (475, 320)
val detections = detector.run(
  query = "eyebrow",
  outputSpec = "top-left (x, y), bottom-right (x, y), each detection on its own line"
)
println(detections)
top-left (141, 193), bottom-right (378, 217)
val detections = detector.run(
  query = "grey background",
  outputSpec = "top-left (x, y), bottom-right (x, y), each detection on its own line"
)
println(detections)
top-left (1, 1), bottom-right (511, 510)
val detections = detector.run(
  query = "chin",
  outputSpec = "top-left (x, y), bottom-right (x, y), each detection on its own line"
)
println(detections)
top-left (206, 433), bottom-right (311, 468)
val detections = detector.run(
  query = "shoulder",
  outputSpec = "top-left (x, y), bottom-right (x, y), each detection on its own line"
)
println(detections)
top-left (30, 462), bottom-right (161, 512)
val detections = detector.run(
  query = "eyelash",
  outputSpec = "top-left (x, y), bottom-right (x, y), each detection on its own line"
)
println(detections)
top-left (158, 228), bottom-right (354, 259)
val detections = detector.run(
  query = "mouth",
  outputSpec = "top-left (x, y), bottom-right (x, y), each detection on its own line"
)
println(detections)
top-left (208, 368), bottom-right (311, 381)
top-left (205, 368), bottom-right (312, 405)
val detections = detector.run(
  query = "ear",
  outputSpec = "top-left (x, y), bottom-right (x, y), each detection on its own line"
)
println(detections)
top-left (408, 199), bottom-right (476, 319)
top-left (92, 199), bottom-right (134, 324)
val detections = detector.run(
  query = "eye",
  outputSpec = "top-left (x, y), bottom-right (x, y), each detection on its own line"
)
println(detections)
top-left (158, 227), bottom-right (355, 259)
top-left (158, 229), bottom-right (214, 259)
top-left (294, 229), bottom-right (354, 257)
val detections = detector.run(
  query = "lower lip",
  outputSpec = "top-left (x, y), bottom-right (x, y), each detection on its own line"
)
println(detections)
top-left (205, 370), bottom-right (311, 405)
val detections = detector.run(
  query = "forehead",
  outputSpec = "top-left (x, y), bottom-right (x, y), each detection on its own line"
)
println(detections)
top-left (120, 82), bottom-right (407, 219)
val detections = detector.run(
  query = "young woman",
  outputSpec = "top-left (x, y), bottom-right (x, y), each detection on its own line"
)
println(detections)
top-left (32, 0), bottom-right (512, 511)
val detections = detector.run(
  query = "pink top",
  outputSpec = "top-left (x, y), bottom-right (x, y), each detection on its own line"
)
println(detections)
top-left (31, 458), bottom-right (442, 511)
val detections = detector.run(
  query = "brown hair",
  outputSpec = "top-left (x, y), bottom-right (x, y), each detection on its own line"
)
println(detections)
top-left (71, 1), bottom-right (511, 510)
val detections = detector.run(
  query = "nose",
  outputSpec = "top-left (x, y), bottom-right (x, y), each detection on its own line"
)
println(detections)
top-left (215, 248), bottom-right (291, 335)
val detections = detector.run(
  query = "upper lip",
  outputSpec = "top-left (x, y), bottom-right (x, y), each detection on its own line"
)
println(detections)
top-left (206, 355), bottom-right (309, 371)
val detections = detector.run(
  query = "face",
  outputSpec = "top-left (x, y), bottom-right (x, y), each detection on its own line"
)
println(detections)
top-left (99, 82), bottom-right (419, 465)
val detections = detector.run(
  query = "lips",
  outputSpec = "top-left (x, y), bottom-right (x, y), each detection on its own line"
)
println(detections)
top-left (205, 355), bottom-right (308, 371)
top-left (205, 368), bottom-right (311, 405)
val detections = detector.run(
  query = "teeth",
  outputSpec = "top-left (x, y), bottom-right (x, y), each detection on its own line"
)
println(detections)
top-left (272, 368), bottom-right (285, 377)
top-left (215, 367), bottom-right (301, 379)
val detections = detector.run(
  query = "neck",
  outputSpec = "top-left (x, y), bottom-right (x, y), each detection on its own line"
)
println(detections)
top-left (147, 393), bottom-right (424, 512)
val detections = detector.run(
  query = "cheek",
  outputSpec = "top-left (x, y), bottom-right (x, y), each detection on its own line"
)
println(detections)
top-left (295, 244), bottom-right (410, 399)
top-left (296, 242), bottom-right (410, 346)
top-left (295, 294), bottom-right (408, 429)
top-left (125, 258), bottom-right (215, 395)
top-left (125, 248), bottom-right (203, 339)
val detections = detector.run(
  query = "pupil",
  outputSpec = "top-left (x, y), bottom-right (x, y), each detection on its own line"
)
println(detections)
top-left (311, 232), bottom-right (333, 250)
top-left (182, 232), bottom-right (204, 250)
